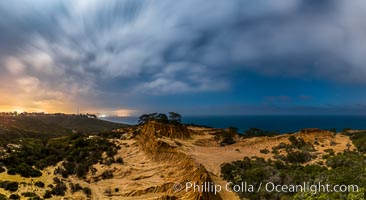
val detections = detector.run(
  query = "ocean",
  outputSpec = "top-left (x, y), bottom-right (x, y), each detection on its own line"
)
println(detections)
top-left (101, 115), bottom-right (366, 133)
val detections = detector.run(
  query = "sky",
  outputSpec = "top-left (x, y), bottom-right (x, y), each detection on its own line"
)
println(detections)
top-left (0, 0), bottom-right (366, 116)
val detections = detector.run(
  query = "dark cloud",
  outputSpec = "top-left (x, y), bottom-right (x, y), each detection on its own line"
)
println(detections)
top-left (1, 0), bottom-right (366, 113)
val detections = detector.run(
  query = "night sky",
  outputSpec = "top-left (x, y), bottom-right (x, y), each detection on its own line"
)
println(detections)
top-left (0, 0), bottom-right (366, 116)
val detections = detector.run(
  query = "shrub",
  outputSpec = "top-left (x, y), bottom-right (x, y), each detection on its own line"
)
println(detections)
top-left (0, 181), bottom-right (19, 192)
top-left (35, 181), bottom-right (45, 188)
top-left (286, 151), bottom-right (313, 164)
top-left (243, 128), bottom-right (280, 138)
top-left (0, 133), bottom-right (118, 178)
top-left (83, 187), bottom-right (92, 197)
top-left (221, 151), bottom-right (366, 200)
top-left (8, 194), bottom-right (20, 200)
top-left (348, 131), bottom-right (366, 153)
top-left (116, 157), bottom-right (124, 164)
top-left (70, 183), bottom-right (83, 193)
top-left (324, 148), bottom-right (335, 155)
top-left (7, 164), bottom-right (42, 178)
top-left (43, 190), bottom-right (52, 199)
top-left (51, 178), bottom-right (67, 196)
top-left (0, 194), bottom-right (6, 200)
top-left (29, 197), bottom-right (42, 200)
top-left (101, 170), bottom-right (114, 179)
top-left (260, 149), bottom-right (270, 154)
top-left (21, 192), bottom-right (37, 197)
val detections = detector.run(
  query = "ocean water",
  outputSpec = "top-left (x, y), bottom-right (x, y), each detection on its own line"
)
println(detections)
top-left (101, 115), bottom-right (366, 133)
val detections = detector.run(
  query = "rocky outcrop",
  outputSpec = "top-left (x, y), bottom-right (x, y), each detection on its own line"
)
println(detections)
top-left (140, 121), bottom-right (191, 139)
top-left (135, 122), bottom-right (223, 200)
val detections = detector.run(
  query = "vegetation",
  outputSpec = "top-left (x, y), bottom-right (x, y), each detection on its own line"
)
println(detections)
top-left (270, 135), bottom-right (316, 164)
top-left (70, 183), bottom-right (83, 193)
top-left (83, 187), bottom-right (92, 197)
top-left (21, 192), bottom-right (38, 198)
top-left (101, 170), bottom-right (114, 179)
top-left (8, 194), bottom-right (19, 200)
top-left (138, 112), bottom-right (182, 125)
top-left (345, 131), bottom-right (366, 153)
top-left (214, 128), bottom-right (238, 146)
top-left (0, 181), bottom-right (18, 192)
top-left (243, 128), bottom-right (280, 138)
top-left (51, 178), bottom-right (67, 196)
top-left (43, 190), bottom-right (52, 199)
top-left (0, 115), bottom-right (126, 146)
top-left (221, 149), bottom-right (366, 200)
top-left (260, 148), bottom-right (270, 154)
top-left (0, 133), bottom-right (119, 178)
top-left (35, 181), bottom-right (45, 188)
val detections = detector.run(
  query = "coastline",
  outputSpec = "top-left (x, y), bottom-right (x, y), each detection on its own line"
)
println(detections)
top-left (101, 115), bottom-right (366, 133)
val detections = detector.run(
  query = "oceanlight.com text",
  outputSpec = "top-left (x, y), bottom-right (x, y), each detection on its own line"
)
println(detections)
top-left (174, 182), bottom-right (359, 195)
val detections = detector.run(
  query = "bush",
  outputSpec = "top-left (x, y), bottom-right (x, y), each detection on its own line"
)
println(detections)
top-left (0, 194), bottom-right (6, 200)
top-left (324, 148), bottom-right (335, 155)
top-left (116, 157), bottom-right (124, 164)
top-left (70, 183), bottom-right (83, 193)
top-left (35, 181), bottom-right (45, 188)
top-left (101, 170), bottom-right (114, 179)
top-left (43, 190), bottom-right (52, 199)
top-left (0, 133), bottom-right (118, 178)
top-left (243, 128), bottom-right (280, 137)
top-left (28, 197), bottom-right (42, 200)
top-left (83, 187), bottom-right (92, 197)
top-left (7, 163), bottom-right (42, 178)
top-left (8, 194), bottom-right (20, 200)
top-left (260, 149), bottom-right (270, 154)
top-left (348, 131), bottom-right (366, 153)
top-left (0, 181), bottom-right (18, 192)
top-left (286, 151), bottom-right (313, 164)
top-left (51, 179), bottom-right (67, 196)
top-left (221, 152), bottom-right (366, 200)
top-left (21, 192), bottom-right (37, 197)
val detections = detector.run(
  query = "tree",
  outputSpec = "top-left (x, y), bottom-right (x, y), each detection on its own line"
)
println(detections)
top-left (330, 128), bottom-right (337, 133)
top-left (138, 114), bottom-right (151, 125)
top-left (169, 112), bottom-right (182, 124)
top-left (228, 127), bottom-right (238, 135)
top-left (155, 113), bottom-right (169, 123)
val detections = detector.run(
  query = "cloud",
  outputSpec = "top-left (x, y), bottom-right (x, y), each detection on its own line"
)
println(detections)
top-left (5, 57), bottom-right (26, 75)
top-left (1, 0), bottom-right (366, 112)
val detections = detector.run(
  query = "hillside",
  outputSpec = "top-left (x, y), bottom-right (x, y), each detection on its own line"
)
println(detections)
top-left (0, 120), bottom-right (365, 199)
top-left (0, 115), bottom-right (128, 145)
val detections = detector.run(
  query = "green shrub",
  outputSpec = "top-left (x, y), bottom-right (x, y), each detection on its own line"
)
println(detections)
top-left (0, 181), bottom-right (18, 192)
top-left (220, 153), bottom-right (365, 200)
top-left (21, 192), bottom-right (37, 197)
top-left (348, 131), bottom-right (366, 153)
top-left (70, 183), bottom-right (83, 193)
top-left (0, 193), bottom-right (7, 200)
top-left (51, 178), bottom-right (67, 196)
top-left (83, 187), bottom-right (92, 197)
top-left (43, 190), bottom-right (52, 199)
top-left (0, 133), bottom-right (118, 178)
top-left (324, 148), bottom-right (335, 155)
top-left (116, 157), bottom-right (124, 164)
top-left (101, 170), bottom-right (114, 179)
top-left (259, 149), bottom-right (270, 154)
top-left (286, 151), bottom-right (314, 164)
top-left (8, 194), bottom-right (20, 200)
top-left (35, 181), bottom-right (45, 188)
